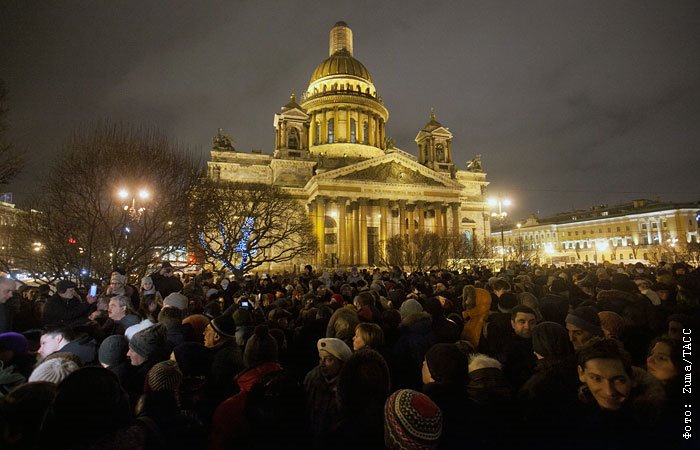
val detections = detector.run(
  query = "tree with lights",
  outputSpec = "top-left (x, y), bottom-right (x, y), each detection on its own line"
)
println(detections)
top-left (194, 180), bottom-right (316, 277)
top-left (7, 122), bottom-right (202, 281)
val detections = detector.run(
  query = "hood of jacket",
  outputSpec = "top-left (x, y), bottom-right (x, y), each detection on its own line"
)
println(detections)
top-left (235, 361), bottom-right (283, 392)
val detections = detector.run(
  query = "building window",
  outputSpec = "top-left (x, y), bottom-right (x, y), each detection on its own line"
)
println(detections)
top-left (601, 211), bottom-right (609, 216)
top-left (663, 222), bottom-right (668, 228)
top-left (568, 232), bottom-right (571, 236)
top-left (608, 227), bottom-right (611, 232)
top-left (643, 252), bottom-right (648, 259)
top-left (641, 223), bottom-right (647, 230)
top-left (616, 227), bottom-right (620, 232)
top-left (599, 228), bottom-right (602, 233)
top-left (625, 226), bottom-right (630, 231)
top-left (350, 118), bottom-right (356, 143)
top-left (611, 253), bottom-right (616, 260)
top-left (575, 231), bottom-right (578, 235)
top-left (287, 128), bottom-right (299, 149)
top-left (328, 119), bottom-right (334, 143)
top-left (583, 230), bottom-right (587, 235)
top-left (363, 121), bottom-right (369, 144)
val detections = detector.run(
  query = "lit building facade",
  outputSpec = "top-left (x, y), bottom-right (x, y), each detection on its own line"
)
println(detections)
top-left (492, 199), bottom-right (700, 265)
top-left (208, 22), bottom-right (489, 268)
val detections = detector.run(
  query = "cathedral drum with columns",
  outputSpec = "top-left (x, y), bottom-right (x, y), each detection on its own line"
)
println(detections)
top-left (208, 21), bottom-right (490, 269)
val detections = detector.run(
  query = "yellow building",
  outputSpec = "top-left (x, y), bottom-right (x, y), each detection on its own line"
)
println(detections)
top-left (208, 22), bottom-right (489, 268)
top-left (493, 199), bottom-right (700, 265)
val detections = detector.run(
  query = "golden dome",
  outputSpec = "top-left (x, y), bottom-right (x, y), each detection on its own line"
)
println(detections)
top-left (309, 49), bottom-right (373, 84)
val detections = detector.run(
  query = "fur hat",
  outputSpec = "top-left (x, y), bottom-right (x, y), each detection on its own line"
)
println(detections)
top-left (243, 325), bottom-right (278, 368)
top-left (0, 332), bottom-right (28, 354)
top-left (425, 343), bottom-right (468, 383)
top-left (129, 324), bottom-right (166, 360)
top-left (565, 306), bottom-right (602, 336)
top-left (211, 312), bottom-right (236, 338)
top-left (146, 360), bottom-right (182, 392)
top-left (29, 357), bottom-right (80, 384)
top-left (531, 321), bottom-right (573, 359)
top-left (399, 299), bottom-right (423, 320)
top-left (98, 335), bottom-right (129, 367)
top-left (317, 337), bottom-right (352, 362)
top-left (182, 313), bottom-right (210, 337)
top-left (384, 389), bottom-right (442, 450)
top-left (497, 292), bottom-right (518, 312)
top-left (163, 292), bottom-right (188, 311)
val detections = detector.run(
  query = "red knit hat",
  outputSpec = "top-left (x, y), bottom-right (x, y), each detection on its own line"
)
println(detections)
top-left (384, 389), bottom-right (442, 450)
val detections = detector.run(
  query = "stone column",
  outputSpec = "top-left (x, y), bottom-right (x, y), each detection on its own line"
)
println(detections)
top-left (408, 204), bottom-right (416, 240)
top-left (351, 201), bottom-right (360, 265)
top-left (451, 203), bottom-right (460, 236)
top-left (316, 198), bottom-right (326, 266)
top-left (380, 200), bottom-right (389, 254)
top-left (434, 204), bottom-right (443, 236)
top-left (416, 202), bottom-right (425, 233)
top-left (359, 199), bottom-right (368, 265)
top-left (309, 113), bottom-right (316, 146)
top-left (399, 201), bottom-right (407, 238)
top-left (441, 205), bottom-right (448, 235)
top-left (337, 198), bottom-right (347, 266)
top-left (346, 108), bottom-right (351, 142)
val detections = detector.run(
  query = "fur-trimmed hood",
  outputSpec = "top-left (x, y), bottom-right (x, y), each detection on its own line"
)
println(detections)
top-left (399, 311), bottom-right (432, 329)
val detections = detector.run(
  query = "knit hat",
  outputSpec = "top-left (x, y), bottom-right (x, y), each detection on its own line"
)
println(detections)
top-left (163, 292), bottom-right (188, 311)
top-left (425, 343), bottom-right (468, 383)
top-left (399, 299), bottom-right (423, 320)
top-left (129, 324), bottom-right (166, 360)
top-left (317, 337), bottom-right (352, 362)
top-left (172, 342), bottom-right (212, 377)
top-left (0, 332), bottom-right (28, 354)
top-left (146, 360), bottom-right (182, 392)
top-left (598, 311), bottom-right (625, 338)
top-left (565, 306), bottom-right (602, 336)
top-left (141, 276), bottom-right (153, 288)
top-left (206, 288), bottom-right (220, 300)
top-left (182, 313), bottom-right (211, 337)
top-left (610, 273), bottom-right (638, 293)
top-left (210, 312), bottom-right (236, 338)
top-left (29, 357), bottom-right (80, 384)
top-left (243, 325), bottom-right (278, 368)
top-left (98, 335), bottom-right (129, 367)
top-left (384, 389), bottom-right (443, 450)
top-left (56, 280), bottom-right (77, 294)
top-left (531, 322), bottom-right (573, 359)
top-left (110, 273), bottom-right (127, 285)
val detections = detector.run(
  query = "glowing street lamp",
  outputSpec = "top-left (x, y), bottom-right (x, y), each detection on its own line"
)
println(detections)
top-left (117, 187), bottom-right (150, 220)
top-left (489, 196), bottom-right (512, 269)
top-left (594, 240), bottom-right (608, 263)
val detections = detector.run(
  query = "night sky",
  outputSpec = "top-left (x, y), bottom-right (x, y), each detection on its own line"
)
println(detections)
top-left (2, 1), bottom-right (699, 220)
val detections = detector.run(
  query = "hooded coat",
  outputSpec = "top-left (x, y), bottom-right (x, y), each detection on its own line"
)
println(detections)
top-left (461, 288), bottom-right (491, 348)
top-left (391, 312), bottom-right (435, 390)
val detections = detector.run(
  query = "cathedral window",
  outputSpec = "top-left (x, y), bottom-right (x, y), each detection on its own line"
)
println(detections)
top-left (288, 128), bottom-right (299, 149)
top-left (314, 122), bottom-right (320, 145)
top-left (328, 119), bottom-right (334, 143)
top-left (350, 119), bottom-right (356, 143)
top-left (363, 121), bottom-right (369, 144)
top-left (436, 144), bottom-right (445, 162)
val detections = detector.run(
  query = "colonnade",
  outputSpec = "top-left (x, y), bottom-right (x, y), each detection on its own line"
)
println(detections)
top-left (309, 196), bottom-right (461, 266)
top-left (307, 107), bottom-right (385, 147)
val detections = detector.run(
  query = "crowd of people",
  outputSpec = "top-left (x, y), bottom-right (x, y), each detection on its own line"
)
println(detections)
top-left (0, 259), bottom-right (697, 449)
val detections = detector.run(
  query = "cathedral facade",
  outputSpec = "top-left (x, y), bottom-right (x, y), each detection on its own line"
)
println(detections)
top-left (208, 22), bottom-right (490, 268)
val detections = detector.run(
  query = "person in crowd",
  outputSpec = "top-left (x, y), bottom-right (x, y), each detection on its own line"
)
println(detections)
top-left (0, 381), bottom-right (55, 450)
top-left (210, 324), bottom-right (281, 450)
top-left (332, 348), bottom-right (391, 449)
top-left (0, 332), bottom-right (33, 394)
top-left (304, 337), bottom-right (353, 447)
top-left (421, 343), bottom-right (471, 448)
top-left (151, 262), bottom-right (184, 299)
top-left (392, 298), bottom-right (435, 390)
top-left (158, 306), bottom-right (187, 352)
top-left (424, 296), bottom-right (460, 343)
top-left (565, 305), bottom-right (603, 351)
top-left (539, 278), bottom-right (571, 325)
top-left (598, 310), bottom-right (625, 339)
top-left (460, 285), bottom-right (491, 349)
top-left (98, 334), bottom-right (131, 382)
top-left (0, 278), bottom-right (18, 333)
top-left (500, 304), bottom-right (538, 389)
top-left (574, 337), bottom-right (667, 448)
top-left (645, 335), bottom-right (682, 401)
top-left (140, 275), bottom-right (163, 307)
top-left (384, 389), bottom-right (442, 450)
top-left (489, 278), bottom-right (511, 312)
top-left (124, 324), bottom-right (168, 405)
top-left (352, 322), bottom-right (384, 351)
top-left (37, 326), bottom-right (97, 365)
top-left (28, 355), bottom-right (79, 384)
top-left (43, 280), bottom-right (95, 327)
top-left (40, 367), bottom-right (145, 449)
top-left (102, 295), bottom-right (140, 336)
top-left (205, 310), bottom-right (244, 402)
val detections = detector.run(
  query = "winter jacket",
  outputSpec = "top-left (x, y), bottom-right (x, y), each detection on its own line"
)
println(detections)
top-left (210, 361), bottom-right (283, 450)
top-left (391, 312), bottom-right (435, 390)
top-left (60, 333), bottom-right (98, 365)
top-left (43, 294), bottom-right (92, 327)
top-left (460, 288), bottom-right (491, 348)
top-left (304, 365), bottom-right (342, 445)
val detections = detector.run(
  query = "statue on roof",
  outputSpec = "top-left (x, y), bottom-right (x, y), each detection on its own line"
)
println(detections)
top-left (213, 128), bottom-right (235, 151)
top-left (466, 154), bottom-right (483, 172)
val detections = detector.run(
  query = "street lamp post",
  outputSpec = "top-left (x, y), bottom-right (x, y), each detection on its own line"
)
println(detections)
top-left (488, 196), bottom-right (512, 270)
top-left (118, 187), bottom-right (150, 221)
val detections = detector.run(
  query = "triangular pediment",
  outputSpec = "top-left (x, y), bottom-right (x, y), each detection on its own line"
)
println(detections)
top-left (313, 153), bottom-right (459, 188)
top-left (415, 126), bottom-right (452, 141)
top-left (279, 108), bottom-right (309, 120)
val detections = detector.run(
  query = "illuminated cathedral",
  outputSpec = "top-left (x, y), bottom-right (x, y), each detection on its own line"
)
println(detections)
top-left (208, 22), bottom-right (490, 268)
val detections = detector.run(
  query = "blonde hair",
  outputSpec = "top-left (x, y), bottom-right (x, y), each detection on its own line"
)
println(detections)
top-left (354, 322), bottom-right (384, 349)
